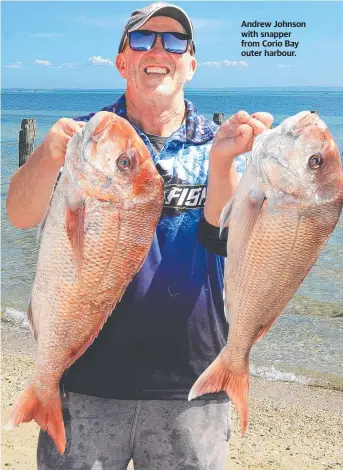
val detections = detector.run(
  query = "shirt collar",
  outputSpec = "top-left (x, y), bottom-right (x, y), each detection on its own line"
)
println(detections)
top-left (103, 94), bottom-right (216, 145)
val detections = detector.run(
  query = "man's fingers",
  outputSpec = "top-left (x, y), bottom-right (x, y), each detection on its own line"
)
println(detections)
top-left (60, 118), bottom-right (86, 137)
top-left (216, 111), bottom-right (249, 138)
top-left (222, 111), bottom-right (273, 133)
top-left (246, 117), bottom-right (267, 136)
top-left (250, 112), bottom-right (274, 129)
top-left (68, 120), bottom-right (86, 134)
top-left (218, 110), bottom-right (270, 137)
top-left (238, 123), bottom-right (254, 141)
top-left (229, 110), bottom-right (250, 125)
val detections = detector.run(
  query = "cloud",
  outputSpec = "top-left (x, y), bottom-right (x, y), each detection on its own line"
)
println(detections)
top-left (31, 59), bottom-right (78, 68)
top-left (5, 62), bottom-right (23, 69)
top-left (29, 33), bottom-right (67, 38)
top-left (33, 59), bottom-right (53, 67)
top-left (277, 64), bottom-right (291, 68)
top-left (87, 56), bottom-right (114, 66)
top-left (198, 60), bottom-right (248, 68)
top-left (33, 60), bottom-right (78, 68)
top-left (62, 62), bottom-right (78, 68)
top-left (76, 15), bottom-right (126, 29)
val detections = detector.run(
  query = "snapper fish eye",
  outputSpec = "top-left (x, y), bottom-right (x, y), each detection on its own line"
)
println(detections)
top-left (117, 153), bottom-right (131, 171)
top-left (308, 153), bottom-right (323, 169)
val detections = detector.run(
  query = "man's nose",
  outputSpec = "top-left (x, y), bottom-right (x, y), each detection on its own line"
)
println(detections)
top-left (150, 35), bottom-right (165, 52)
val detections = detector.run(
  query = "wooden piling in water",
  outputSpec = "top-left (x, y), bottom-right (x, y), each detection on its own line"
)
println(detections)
top-left (19, 118), bottom-right (36, 167)
top-left (213, 112), bottom-right (224, 125)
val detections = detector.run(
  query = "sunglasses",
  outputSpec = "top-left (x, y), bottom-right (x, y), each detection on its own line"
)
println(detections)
top-left (127, 30), bottom-right (191, 54)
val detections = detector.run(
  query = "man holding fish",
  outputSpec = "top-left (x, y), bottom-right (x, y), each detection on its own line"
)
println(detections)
top-left (6, 2), bottom-right (278, 469)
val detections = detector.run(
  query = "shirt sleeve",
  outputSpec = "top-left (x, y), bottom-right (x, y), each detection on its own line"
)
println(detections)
top-left (198, 216), bottom-right (228, 257)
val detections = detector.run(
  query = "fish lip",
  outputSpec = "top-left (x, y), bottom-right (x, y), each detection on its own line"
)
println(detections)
top-left (292, 111), bottom-right (329, 134)
top-left (278, 111), bottom-right (313, 135)
top-left (271, 111), bottom-right (327, 139)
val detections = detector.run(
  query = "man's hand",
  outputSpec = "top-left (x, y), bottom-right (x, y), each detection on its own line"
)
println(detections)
top-left (210, 111), bottom-right (274, 173)
top-left (41, 118), bottom-right (86, 167)
top-left (6, 118), bottom-right (86, 229)
top-left (204, 111), bottom-right (273, 226)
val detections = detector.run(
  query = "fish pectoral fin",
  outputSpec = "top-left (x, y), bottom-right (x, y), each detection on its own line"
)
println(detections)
top-left (254, 317), bottom-right (278, 343)
top-left (65, 198), bottom-right (85, 279)
top-left (237, 187), bottom-right (266, 248)
top-left (219, 199), bottom-right (233, 237)
top-left (5, 384), bottom-right (66, 454)
top-left (188, 353), bottom-right (249, 436)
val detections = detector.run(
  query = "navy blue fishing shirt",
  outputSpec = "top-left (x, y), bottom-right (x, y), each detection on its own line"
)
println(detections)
top-left (61, 95), bottom-right (245, 400)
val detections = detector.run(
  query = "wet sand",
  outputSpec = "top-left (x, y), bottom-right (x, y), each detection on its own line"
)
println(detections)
top-left (1, 322), bottom-right (342, 470)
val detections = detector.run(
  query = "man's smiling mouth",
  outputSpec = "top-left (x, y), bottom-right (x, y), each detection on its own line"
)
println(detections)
top-left (144, 66), bottom-right (169, 75)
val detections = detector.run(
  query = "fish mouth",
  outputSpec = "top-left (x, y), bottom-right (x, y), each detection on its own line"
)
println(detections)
top-left (293, 111), bottom-right (327, 133)
top-left (280, 111), bottom-right (327, 137)
top-left (144, 66), bottom-right (170, 76)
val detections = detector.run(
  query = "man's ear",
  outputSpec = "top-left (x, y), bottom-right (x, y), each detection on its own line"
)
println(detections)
top-left (116, 54), bottom-right (127, 79)
top-left (186, 56), bottom-right (197, 82)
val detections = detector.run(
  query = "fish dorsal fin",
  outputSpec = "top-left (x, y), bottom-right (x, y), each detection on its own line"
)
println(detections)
top-left (65, 196), bottom-right (85, 280)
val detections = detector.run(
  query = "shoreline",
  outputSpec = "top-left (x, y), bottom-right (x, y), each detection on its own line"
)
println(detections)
top-left (1, 322), bottom-right (343, 469)
top-left (4, 305), bottom-right (342, 393)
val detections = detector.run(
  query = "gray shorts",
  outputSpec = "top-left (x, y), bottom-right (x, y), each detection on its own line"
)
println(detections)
top-left (37, 392), bottom-right (231, 470)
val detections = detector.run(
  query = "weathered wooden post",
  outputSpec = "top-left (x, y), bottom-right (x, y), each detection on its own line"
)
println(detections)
top-left (213, 112), bottom-right (224, 125)
top-left (19, 118), bottom-right (36, 167)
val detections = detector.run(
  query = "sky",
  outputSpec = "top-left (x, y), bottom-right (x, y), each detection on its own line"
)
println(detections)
top-left (2, 1), bottom-right (343, 89)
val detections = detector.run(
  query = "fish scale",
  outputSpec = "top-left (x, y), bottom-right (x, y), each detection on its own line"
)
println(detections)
top-left (5, 111), bottom-right (164, 454)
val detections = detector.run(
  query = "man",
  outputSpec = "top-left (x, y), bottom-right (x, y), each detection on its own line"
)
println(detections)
top-left (7, 2), bottom-right (272, 469)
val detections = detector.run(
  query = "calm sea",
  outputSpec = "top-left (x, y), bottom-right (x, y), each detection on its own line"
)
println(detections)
top-left (1, 88), bottom-right (343, 391)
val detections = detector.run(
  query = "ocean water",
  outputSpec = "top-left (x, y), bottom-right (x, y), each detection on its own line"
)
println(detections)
top-left (1, 88), bottom-right (343, 391)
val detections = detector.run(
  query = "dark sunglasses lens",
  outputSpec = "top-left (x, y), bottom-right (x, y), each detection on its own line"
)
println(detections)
top-left (163, 32), bottom-right (189, 53)
top-left (129, 31), bottom-right (155, 51)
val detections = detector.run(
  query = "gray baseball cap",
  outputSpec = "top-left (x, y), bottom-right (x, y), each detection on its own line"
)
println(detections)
top-left (118, 2), bottom-right (195, 53)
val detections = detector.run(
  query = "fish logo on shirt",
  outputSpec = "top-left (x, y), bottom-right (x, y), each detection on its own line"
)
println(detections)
top-left (156, 160), bottom-right (206, 216)
top-left (164, 184), bottom-right (206, 209)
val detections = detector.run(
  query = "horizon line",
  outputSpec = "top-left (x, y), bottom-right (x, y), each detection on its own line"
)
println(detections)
top-left (2, 86), bottom-right (343, 91)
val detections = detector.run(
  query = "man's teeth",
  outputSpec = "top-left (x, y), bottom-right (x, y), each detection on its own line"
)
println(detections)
top-left (145, 67), bottom-right (168, 75)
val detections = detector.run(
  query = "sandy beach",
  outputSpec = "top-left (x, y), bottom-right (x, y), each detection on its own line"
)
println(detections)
top-left (1, 321), bottom-right (342, 470)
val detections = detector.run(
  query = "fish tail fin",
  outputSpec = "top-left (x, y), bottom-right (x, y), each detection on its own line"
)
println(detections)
top-left (188, 354), bottom-right (249, 436)
top-left (5, 384), bottom-right (66, 454)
